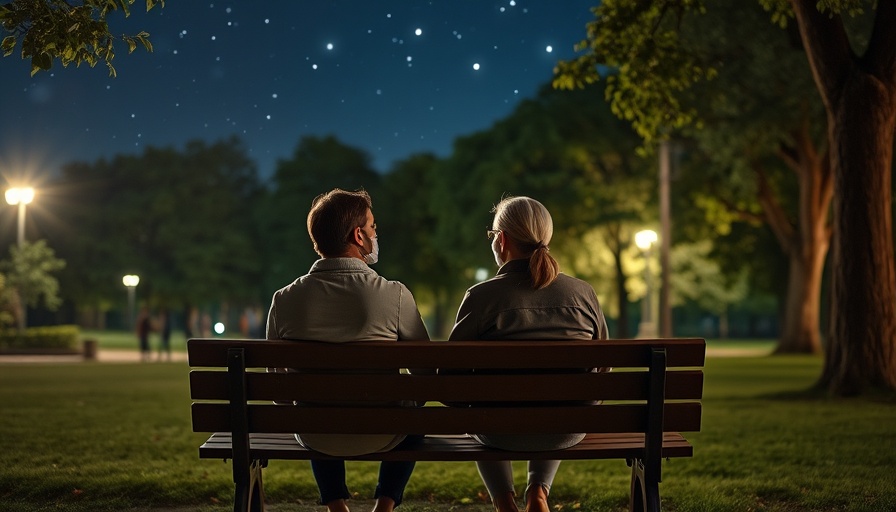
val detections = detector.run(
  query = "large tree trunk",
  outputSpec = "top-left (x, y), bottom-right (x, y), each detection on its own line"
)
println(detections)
top-left (767, 125), bottom-right (832, 354)
top-left (791, 0), bottom-right (896, 395)
top-left (775, 246), bottom-right (826, 353)
top-left (820, 73), bottom-right (896, 394)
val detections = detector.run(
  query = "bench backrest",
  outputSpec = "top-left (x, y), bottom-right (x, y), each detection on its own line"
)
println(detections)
top-left (189, 338), bottom-right (704, 437)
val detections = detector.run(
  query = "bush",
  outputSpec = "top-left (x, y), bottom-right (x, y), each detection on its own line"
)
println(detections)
top-left (0, 324), bottom-right (80, 352)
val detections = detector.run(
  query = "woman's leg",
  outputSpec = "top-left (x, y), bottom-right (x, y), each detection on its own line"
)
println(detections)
top-left (476, 461), bottom-right (518, 512)
top-left (310, 459), bottom-right (352, 510)
top-left (524, 460), bottom-right (561, 512)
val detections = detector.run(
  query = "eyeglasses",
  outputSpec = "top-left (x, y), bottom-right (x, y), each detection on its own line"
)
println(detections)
top-left (486, 229), bottom-right (500, 240)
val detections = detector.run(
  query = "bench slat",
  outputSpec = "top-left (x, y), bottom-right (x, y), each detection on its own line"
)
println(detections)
top-left (187, 339), bottom-right (706, 369)
top-left (192, 402), bottom-right (702, 434)
top-left (190, 370), bottom-right (704, 402)
top-left (198, 432), bottom-right (694, 462)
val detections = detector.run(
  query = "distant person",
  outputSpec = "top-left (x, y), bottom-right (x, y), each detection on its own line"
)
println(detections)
top-left (157, 309), bottom-right (172, 361)
top-left (447, 196), bottom-right (609, 512)
top-left (266, 188), bottom-right (430, 512)
top-left (135, 306), bottom-right (154, 363)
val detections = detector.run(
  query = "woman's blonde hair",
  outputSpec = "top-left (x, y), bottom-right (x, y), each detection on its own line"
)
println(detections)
top-left (492, 196), bottom-right (559, 289)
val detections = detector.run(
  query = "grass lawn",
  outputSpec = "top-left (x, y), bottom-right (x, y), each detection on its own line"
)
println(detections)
top-left (1, 353), bottom-right (894, 511)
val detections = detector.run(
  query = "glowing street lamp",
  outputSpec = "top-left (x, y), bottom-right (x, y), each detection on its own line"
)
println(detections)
top-left (635, 230), bottom-right (658, 338)
top-left (5, 186), bottom-right (35, 248)
top-left (122, 274), bottom-right (140, 330)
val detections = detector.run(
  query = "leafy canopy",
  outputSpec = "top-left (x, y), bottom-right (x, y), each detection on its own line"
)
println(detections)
top-left (0, 0), bottom-right (163, 76)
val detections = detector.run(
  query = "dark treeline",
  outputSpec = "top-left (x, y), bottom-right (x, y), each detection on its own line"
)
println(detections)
top-left (18, 81), bottom-right (787, 339)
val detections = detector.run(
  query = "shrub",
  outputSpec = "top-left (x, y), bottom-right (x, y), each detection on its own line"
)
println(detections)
top-left (0, 324), bottom-right (80, 351)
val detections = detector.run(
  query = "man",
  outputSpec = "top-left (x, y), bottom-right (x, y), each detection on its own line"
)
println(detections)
top-left (266, 188), bottom-right (430, 512)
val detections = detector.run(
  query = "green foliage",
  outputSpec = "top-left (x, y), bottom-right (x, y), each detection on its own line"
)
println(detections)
top-left (0, 324), bottom-right (79, 350)
top-left (0, 0), bottom-right (162, 76)
top-left (377, 153), bottom-right (464, 337)
top-left (257, 135), bottom-right (381, 295)
top-left (49, 137), bottom-right (263, 311)
top-left (554, 0), bottom-right (715, 144)
top-left (0, 240), bottom-right (65, 315)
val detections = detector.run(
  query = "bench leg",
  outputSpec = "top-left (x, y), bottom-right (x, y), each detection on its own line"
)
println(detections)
top-left (628, 459), bottom-right (661, 512)
top-left (234, 459), bottom-right (266, 512)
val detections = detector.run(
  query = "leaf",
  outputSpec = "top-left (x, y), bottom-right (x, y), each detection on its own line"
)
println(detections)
top-left (30, 53), bottom-right (52, 76)
top-left (1, 35), bottom-right (16, 57)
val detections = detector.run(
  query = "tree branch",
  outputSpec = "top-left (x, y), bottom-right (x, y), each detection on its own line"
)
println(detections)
top-left (788, 0), bottom-right (852, 108)
top-left (865, 0), bottom-right (896, 85)
top-left (753, 163), bottom-right (796, 254)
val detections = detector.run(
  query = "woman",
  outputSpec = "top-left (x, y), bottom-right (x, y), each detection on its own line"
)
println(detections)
top-left (448, 196), bottom-right (609, 512)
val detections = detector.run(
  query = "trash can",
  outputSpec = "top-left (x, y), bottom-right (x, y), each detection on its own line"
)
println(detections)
top-left (83, 339), bottom-right (98, 360)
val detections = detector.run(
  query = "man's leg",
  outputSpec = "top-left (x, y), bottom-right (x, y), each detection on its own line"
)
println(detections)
top-left (311, 459), bottom-right (352, 511)
top-left (372, 460), bottom-right (416, 511)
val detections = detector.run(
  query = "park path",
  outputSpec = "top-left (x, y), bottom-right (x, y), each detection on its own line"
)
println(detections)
top-left (0, 348), bottom-right (188, 364)
top-left (0, 345), bottom-right (768, 365)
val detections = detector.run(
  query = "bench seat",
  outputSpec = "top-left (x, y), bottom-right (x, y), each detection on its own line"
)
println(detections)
top-left (199, 432), bottom-right (694, 462)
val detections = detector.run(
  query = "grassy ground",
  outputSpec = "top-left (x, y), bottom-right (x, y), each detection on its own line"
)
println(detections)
top-left (1, 350), bottom-right (894, 511)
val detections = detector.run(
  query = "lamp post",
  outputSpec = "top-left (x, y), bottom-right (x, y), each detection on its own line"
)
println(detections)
top-left (122, 275), bottom-right (140, 330)
top-left (5, 187), bottom-right (35, 248)
top-left (635, 229), bottom-right (658, 338)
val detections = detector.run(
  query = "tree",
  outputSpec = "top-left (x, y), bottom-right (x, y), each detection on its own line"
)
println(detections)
top-left (377, 153), bottom-right (464, 337)
top-left (50, 137), bottom-right (263, 325)
top-left (558, 0), bottom-right (896, 394)
top-left (0, 240), bottom-right (65, 331)
top-left (431, 82), bottom-right (654, 337)
top-left (0, 0), bottom-right (161, 76)
top-left (784, 0), bottom-right (896, 394)
top-left (556, 0), bottom-right (833, 355)
top-left (258, 135), bottom-right (381, 295)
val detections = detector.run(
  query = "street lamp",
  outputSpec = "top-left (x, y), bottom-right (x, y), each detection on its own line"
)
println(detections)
top-left (635, 229), bottom-right (658, 338)
top-left (122, 274), bottom-right (140, 330)
top-left (5, 186), bottom-right (35, 248)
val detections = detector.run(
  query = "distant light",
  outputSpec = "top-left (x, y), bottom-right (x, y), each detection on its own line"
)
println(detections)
top-left (415, 28), bottom-right (422, 36)
top-left (376, 89), bottom-right (382, 95)
top-left (312, 64), bottom-right (318, 69)
top-left (214, 322), bottom-right (225, 335)
top-left (211, 36), bottom-right (216, 41)
top-left (407, 56), bottom-right (412, 62)
top-left (272, 93), bottom-right (278, 98)
top-left (546, 45), bottom-right (553, 53)
top-left (473, 63), bottom-right (480, 71)
top-left (264, 19), bottom-right (269, 24)
top-left (635, 229), bottom-right (659, 250)
top-left (475, 268), bottom-right (489, 282)
top-left (510, 0), bottom-right (516, 5)
top-left (266, 115), bottom-right (271, 120)
top-left (122, 274), bottom-right (140, 287)
top-left (386, 13), bottom-right (392, 18)
top-left (500, 7), bottom-right (505, 12)
top-left (326, 43), bottom-right (334, 50)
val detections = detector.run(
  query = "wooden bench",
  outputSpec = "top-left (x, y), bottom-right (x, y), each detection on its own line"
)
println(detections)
top-left (188, 338), bottom-right (705, 512)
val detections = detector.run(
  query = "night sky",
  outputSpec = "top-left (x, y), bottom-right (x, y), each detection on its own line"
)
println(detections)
top-left (1, 1), bottom-right (597, 183)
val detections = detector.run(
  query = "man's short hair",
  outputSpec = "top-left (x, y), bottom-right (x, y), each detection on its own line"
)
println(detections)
top-left (307, 188), bottom-right (372, 257)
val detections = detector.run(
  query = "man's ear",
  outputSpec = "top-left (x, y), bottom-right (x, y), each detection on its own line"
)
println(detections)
top-left (352, 226), bottom-right (365, 246)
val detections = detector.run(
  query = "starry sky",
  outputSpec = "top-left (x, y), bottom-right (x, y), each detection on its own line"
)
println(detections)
top-left (1, 1), bottom-right (597, 183)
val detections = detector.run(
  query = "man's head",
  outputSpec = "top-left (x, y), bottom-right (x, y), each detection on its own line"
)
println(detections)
top-left (307, 188), bottom-right (376, 260)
